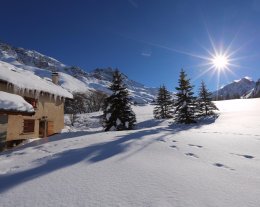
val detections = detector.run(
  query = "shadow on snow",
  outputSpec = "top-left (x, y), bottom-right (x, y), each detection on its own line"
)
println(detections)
top-left (0, 116), bottom-right (217, 193)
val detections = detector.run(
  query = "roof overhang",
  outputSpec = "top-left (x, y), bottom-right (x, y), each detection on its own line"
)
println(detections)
top-left (0, 109), bottom-right (35, 116)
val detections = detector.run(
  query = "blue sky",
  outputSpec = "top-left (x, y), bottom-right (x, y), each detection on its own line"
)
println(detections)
top-left (1, 0), bottom-right (260, 91)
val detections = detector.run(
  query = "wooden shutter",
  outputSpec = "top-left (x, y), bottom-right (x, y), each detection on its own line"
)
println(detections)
top-left (24, 97), bottom-right (38, 108)
top-left (23, 120), bottom-right (35, 133)
top-left (47, 121), bottom-right (54, 136)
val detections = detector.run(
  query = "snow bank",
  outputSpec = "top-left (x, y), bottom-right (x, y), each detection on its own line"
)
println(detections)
top-left (0, 61), bottom-right (73, 99)
top-left (0, 91), bottom-right (34, 113)
top-left (1, 100), bottom-right (260, 207)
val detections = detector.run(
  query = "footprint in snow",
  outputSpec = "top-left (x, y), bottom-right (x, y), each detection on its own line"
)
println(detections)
top-left (188, 144), bottom-right (203, 148)
top-left (158, 138), bottom-right (166, 142)
top-left (39, 149), bottom-right (51, 153)
top-left (185, 153), bottom-right (199, 158)
top-left (172, 140), bottom-right (178, 143)
top-left (242, 155), bottom-right (254, 159)
top-left (213, 163), bottom-right (234, 171)
top-left (231, 153), bottom-right (254, 159)
top-left (13, 152), bottom-right (26, 156)
top-left (170, 145), bottom-right (178, 149)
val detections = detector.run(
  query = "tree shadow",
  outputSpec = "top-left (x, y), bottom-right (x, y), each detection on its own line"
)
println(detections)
top-left (0, 116), bottom-right (218, 193)
top-left (165, 116), bottom-right (218, 133)
top-left (0, 127), bottom-right (162, 193)
top-left (1, 131), bottom-right (102, 155)
top-left (136, 119), bottom-right (167, 129)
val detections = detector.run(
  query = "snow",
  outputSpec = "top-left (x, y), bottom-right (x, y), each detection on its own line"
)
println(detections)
top-left (106, 113), bottom-right (111, 120)
top-left (234, 76), bottom-right (253, 82)
top-left (0, 91), bottom-right (34, 112)
top-left (58, 72), bottom-right (90, 93)
top-left (116, 118), bottom-right (121, 126)
top-left (213, 77), bottom-right (255, 99)
top-left (0, 61), bottom-right (73, 99)
top-left (1, 99), bottom-right (260, 206)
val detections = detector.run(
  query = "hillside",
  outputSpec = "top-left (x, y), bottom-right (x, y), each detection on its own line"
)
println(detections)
top-left (0, 99), bottom-right (260, 207)
top-left (0, 41), bottom-right (157, 104)
top-left (212, 77), bottom-right (255, 100)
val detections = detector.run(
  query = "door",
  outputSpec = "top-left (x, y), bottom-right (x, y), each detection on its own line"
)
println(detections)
top-left (39, 120), bottom-right (47, 138)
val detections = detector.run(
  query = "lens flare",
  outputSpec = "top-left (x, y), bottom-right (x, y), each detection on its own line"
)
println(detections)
top-left (212, 54), bottom-right (229, 70)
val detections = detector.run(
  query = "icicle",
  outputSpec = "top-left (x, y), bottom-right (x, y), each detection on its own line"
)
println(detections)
top-left (54, 94), bottom-right (57, 102)
top-left (13, 85), bottom-right (19, 94)
top-left (35, 90), bottom-right (40, 99)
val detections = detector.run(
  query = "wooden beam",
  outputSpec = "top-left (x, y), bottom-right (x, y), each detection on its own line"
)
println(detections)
top-left (0, 110), bottom-right (35, 116)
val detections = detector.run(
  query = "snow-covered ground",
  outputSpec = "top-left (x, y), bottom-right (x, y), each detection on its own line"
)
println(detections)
top-left (0, 99), bottom-right (260, 207)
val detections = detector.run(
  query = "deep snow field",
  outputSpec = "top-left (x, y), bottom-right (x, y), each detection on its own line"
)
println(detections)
top-left (0, 99), bottom-right (260, 207)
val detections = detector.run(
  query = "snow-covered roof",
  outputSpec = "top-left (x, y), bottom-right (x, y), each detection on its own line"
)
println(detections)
top-left (0, 91), bottom-right (34, 114)
top-left (0, 61), bottom-right (73, 99)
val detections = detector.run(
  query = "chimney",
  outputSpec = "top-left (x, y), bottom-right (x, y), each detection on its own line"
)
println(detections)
top-left (51, 72), bottom-right (59, 85)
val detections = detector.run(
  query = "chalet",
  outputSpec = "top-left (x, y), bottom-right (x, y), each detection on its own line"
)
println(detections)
top-left (0, 61), bottom-right (73, 147)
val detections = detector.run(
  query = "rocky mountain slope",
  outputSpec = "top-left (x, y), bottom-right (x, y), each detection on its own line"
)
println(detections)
top-left (243, 79), bottom-right (260, 98)
top-left (212, 77), bottom-right (256, 100)
top-left (0, 41), bottom-right (157, 104)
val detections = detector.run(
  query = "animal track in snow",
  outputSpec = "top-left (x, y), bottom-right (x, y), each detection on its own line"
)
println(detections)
top-left (170, 145), bottom-right (178, 149)
top-left (231, 153), bottom-right (254, 159)
top-left (188, 144), bottom-right (203, 148)
top-left (213, 163), bottom-right (234, 171)
top-left (158, 138), bottom-right (166, 142)
top-left (185, 153), bottom-right (199, 158)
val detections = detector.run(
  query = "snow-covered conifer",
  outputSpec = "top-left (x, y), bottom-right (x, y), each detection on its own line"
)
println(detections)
top-left (197, 80), bottom-right (218, 117)
top-left (153, 85), bottom-right (173, 119)
top-left (103, 69), bottom-right (136, 131)
top-left (174, 69), bottom-right (196, 124)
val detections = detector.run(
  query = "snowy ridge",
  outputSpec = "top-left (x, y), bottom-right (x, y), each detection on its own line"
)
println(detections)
top-left (0, 41), bottom-right (158, 104)
top-left (212, 77), bottom-right (255, 99)
top-left (0, 42), bottom-right (65, 71)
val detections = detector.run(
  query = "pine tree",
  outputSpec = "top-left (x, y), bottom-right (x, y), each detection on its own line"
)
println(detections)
top-left (174, 69), bottom-right (196, 124)
top-left (153, 85), bottom-right (173, 119)
top-left (103, 69), bottom-right (136, 131)
top-left (197, 81), bottom-right (218, 117)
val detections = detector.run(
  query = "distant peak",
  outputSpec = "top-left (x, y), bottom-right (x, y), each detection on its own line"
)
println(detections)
top-left (234, 76), bottom-right (253, 83)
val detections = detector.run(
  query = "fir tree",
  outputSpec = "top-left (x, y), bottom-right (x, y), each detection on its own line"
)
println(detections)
top-left (174, 69), bottom-right (196, 124)
top-left (197, 81), bottom-right (218, 117)
top-left (103, 69), bottom-right (136, 131)
top-left (153, 85), bottom-right (173, 119)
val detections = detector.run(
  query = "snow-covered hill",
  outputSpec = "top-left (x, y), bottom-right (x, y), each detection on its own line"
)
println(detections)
top-left (0, 41), bottom-right (157, 103)
top-left (1, 99), bottom-right (260, 207)
top-left (212, 77), bottom-right (255, 100)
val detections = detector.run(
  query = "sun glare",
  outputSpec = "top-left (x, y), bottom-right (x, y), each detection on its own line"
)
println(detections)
top-left (212, 54), bottom-right (229, 70)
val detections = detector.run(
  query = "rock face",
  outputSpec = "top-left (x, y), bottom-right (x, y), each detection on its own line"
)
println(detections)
top-left (0, 41), bottom-right (158, 104)
top-left (252, 80), bottom-right (260, 97)
top-left (0, 42), bottom-right (65, 71)
top-left (212, 77), bottom-right (256, 100)
top-left (244, 79), bottom-right (260, 98)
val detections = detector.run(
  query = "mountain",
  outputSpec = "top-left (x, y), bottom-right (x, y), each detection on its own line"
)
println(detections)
top-left (243, 79), bottom-right (260, 98)
top-left (212, 77), bottom-right (256, 100)
top-left (0, 41), bottom-right (158, 104)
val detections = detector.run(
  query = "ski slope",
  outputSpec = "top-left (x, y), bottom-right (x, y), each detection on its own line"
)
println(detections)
top-left (0, 99), bottom-right (260, 207)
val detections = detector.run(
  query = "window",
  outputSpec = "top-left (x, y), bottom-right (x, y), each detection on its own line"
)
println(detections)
top-left (24, 97), bottom-right (38, 109)
top-left (23, 120), bottom-right (35, 133)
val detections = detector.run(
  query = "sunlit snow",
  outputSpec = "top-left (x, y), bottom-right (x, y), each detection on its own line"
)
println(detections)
top-left (0, 99), bottom-right (260, 207)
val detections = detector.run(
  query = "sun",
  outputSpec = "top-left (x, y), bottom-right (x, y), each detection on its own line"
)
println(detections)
top-left (211, 54), bottom-right (229, 70)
